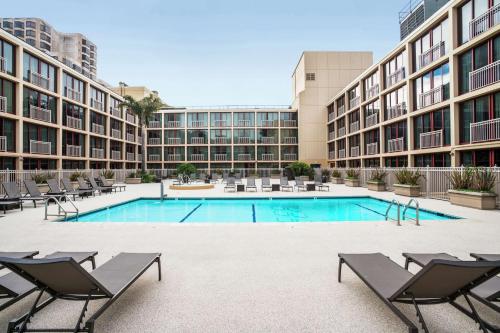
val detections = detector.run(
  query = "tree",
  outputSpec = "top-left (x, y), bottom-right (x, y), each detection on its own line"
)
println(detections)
top-left (119, 94), bottom-right (165, 172)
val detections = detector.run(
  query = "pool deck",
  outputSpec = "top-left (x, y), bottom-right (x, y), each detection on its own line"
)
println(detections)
top-left (1, 179), bottom-right (500, 332)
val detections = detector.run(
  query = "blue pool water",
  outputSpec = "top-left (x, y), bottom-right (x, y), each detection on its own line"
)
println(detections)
top-left (66, 197), bottom-right (459, 223)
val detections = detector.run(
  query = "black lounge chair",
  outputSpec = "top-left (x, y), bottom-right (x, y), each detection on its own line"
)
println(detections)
top-left (46, 179), bottom-right (74, 201)
top-left (294, 178), bottom-right (307, 192)
top-left (338, 253), bottom-right (500, 333)
top-left (1, 182), bottom-right (25, 212)
top-left (88, 177), bottom-right (113, 194)
top-left (0, 251), bottom-right (97, 313)
top-left (280, 177), bottom-right (293, 192)
top-left (22, 180), bottom-right (55, 207)
top-left (77, 177), bottom-right (97, 196)
top-left (235, 173), bottom-right (243, 184)
top-left (261, 177), bottom-right (272, 192)
top-left (0, 252), bottom-right (160, 333)
top-left (314, 175), bottom-right (329, 191)
top-left (403, 252), bottom-right (500, 332)
top-left (61, 178), bottom-right (93, 198)
top-left (246, 177), bottom-right (257, 191)
top-left (224, 177), bottom-right (236, 192)
top-left (99, 176), bottom-right (126, 192)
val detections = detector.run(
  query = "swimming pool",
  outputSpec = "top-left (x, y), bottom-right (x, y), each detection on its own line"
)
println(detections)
top-left (66, 197), bottom-right (459, 223)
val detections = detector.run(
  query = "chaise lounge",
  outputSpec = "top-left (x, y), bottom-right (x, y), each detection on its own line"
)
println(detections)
top-left (280, 177), bottom-right (293, 192)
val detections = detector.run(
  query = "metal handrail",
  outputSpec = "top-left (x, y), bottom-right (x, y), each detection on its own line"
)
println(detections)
top-left (385, 199), bottom-right (401, 226)
top-left (403, 198), bottom-right (420, 226)
top-left (44, 194), bottom-right (79, 220)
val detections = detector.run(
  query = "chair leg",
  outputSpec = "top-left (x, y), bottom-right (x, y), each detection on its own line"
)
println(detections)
top-left (410, 294), bottom-right (429, 333)
top-left (462, 292), bottom-right (488, 333)
top-left (157, 257), bottom-right (162, 281)
top-left (338, 258), bottom-right (344, 282)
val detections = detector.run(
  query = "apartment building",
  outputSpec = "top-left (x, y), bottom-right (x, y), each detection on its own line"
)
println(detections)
top-left (0, 28), bottom-right (140, 171)
top-left (144, 106), bottom-right (298, 171)
top-left (1, 18), bottom-right (97, 79)
top-left (326, 0), bottom-right (500, 168)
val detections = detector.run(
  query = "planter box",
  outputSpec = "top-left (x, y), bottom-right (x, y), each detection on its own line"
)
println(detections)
top-left (299, 176), bottom-right (310, 182)
top-left (345, 178), bottom-right (360, 187)
top-left (37, 183), bottom-right (50, 194)
top-left (367, 181), bottom-right (385, 192)
top-left (105, 178), bottom-right (116, 185)
top-left (331, 177), bottom-right (343, 184)
top-left (125, 178), bottom-right (142, 184)
top-left (394, 184), bottom-right (420, 197)
top-left (448, 190), bottom-right (497, 210)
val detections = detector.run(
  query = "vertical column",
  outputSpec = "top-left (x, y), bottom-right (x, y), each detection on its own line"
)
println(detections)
top-left (15, 45), bottom-right (24, 170)
top-left (405, 40), bottom-right (414, 167)
top-left (56, 67), bottom-right (64, 170)
top-left (449, 6), bottom-right (459, 166)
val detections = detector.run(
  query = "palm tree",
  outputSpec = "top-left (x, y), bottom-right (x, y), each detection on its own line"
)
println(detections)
top-left (119, 94), bottom-right (165, 172)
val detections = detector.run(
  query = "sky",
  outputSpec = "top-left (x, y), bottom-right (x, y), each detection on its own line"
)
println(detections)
top-left (4, 0), bottom-right (407, 106)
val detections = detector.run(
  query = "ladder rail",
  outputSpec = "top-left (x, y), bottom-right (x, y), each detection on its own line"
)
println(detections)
top-left (44, 194), bottom-right (79, 220)
top-left (385, 199), bottom-right (401, 226)
top-left (403, 198), bottom-right (420, 226)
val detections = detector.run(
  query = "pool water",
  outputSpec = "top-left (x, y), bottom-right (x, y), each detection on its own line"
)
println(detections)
top-left (66, 197), bottom-right (458, 223)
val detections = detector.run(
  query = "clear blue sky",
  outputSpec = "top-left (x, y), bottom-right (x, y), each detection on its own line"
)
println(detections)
top-left (4, 0), bottom-right (406, 106)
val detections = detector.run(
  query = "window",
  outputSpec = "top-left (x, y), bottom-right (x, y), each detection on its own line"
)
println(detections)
top-left (22, 123), bottom-right (57, 155)
top-left (14, 30), bottom-right (24, 38)
top-left (23, 87), bottom-right (57, 123)
top-left (14, 21), bottom-right (24, 29)
top-left (23, 52), bottom-right (57, 92)
top-left (459, 92), bottom-right (500, 143)
top-left (0, 78), bottom-right (15, 114)
top-left (306, 73), bottom-right (315, 81)
top-left (39, 42), bottom-right (51, 51)
top-left (364, 71), bottom-right (379, 100)
top-left (26, 30), bottom-right (36, 37)
top-left (458, 0), bottom-right (499, 44)
top-left (1, 39), bottom-right (16, 75)
top-left (40, 25), bottom-right (49, 33)
top-left (414, 153), bottom-right (451, 167)
top-left (413, 18), bottom-right (449, 71)
top-left (413, 108), bottom-right (451, 149)
top-left (40, 33), bottom-right (51, 43)
top-left (63, 101), bottom-right (85, 129)
top-left (2, 21), bottom-right (13, 29)
top-left (413, 63), bottom-right (450, 109)
top-left (63, 72), bottom-right (84, 102)
top-left (384, 121), bottom-right (407, 152)
top-left (26, 21), bottom-right (36, 29)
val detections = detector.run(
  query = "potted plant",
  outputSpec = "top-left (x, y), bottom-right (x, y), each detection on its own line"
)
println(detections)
top-left (321, 168), bottom-right (332, 183)
top-left (393, 168), bottom-right (423, 197)
top-left (101, 169), bottom-right (116, 185)
top-left (448, 168), bottom-right (497, 209)
top-left (331, 169), bottom-right (343, 184)
top-left (139, 170), bottom-right (157, 183)
top-left (125, 171), bottom-right (142, 184)
top-left (176, 163), bottom-right (197, 183)
top-left (287, 161), bottom-right (313, 181)
top-left (69, 171), bottom-right (86, 188)
top-left (345, 169), bottom-right (360, 187)
top-left (31, 172), bottom-right (55, 193)
top-left (367, 168), bottom-right (387, 192)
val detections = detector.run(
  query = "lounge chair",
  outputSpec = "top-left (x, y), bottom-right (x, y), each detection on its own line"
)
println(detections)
top-left (224, 177), bottom-right (236, 192)
top-left (294, 178), bottom-right (307, 192)
top-left (46, 179), bottom-right (74, 200)
top-left (314, 175), bottom-right (329, 191)
top-left (88, 177), bottom-right (113, 194)
top-left (77, 177), bottom-right (97, 196)
top-left (99, 176), bottom-right (126, 192)
top-left (235, 173), bottom-right (243, 184)
top-left (0, 252), bottom-right (161, 333)
top-left (280, 177), bottom-right (293, 192)
top-left (1, 182), bottom-right (27, 210)
top-left (0, 251), bottom-right (97, 312)
top-left (246, 177), bottom-right (257, 191)
top-left (24, 180), bottom-right (62, 206)
top-left (222, 172), bottom-right (229, 184)
top-left (261, 177), bottom-right (272, 192)
top-left (338, 253), bottom-right (500, 333)
top-left (61, 178), bottom-right (93, 198)
top-left (403, 252), bottom-right (500, 332)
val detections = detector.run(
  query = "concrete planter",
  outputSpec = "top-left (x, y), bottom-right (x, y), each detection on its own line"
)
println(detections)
top-left (331, 177), bottom-right (343, 184)
top-left (70, 181), bottom-right (79, 190)
top-left (125, 178), bottom-right (142, 184)
top-left (448, 190), bottom-right (497, 210)
top-left (299, 176), bottom-right (310, 182)
top-left (105, 178), bottom-right (116, 185)
top-left (394, 184), bottom-right (420, 197)
top-left (37, 183), bottom-right (50, 194)
top-left (367, 181), bottom-right (386, 192)
top-left (345, 178), bottom-right (360, 187)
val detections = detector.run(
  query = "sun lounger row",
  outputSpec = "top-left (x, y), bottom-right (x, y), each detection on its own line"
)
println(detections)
top-left (224, 176), bottom-right (330, 192)
top-left (0, 250), bottom-right (161, 333)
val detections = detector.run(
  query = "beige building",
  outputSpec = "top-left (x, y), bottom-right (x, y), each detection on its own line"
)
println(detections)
top-left (112, 84), bottom-right (158, 101)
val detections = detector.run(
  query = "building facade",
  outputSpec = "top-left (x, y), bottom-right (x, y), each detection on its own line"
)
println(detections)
top-left (0, 28), bottom-right (140, 171)
top-left (1, 18), bottom-right (97, 79)
top-left (326, 0), bottom-right (500, 168)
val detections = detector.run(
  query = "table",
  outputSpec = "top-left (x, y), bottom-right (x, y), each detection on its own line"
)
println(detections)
top-left (306, 183), bottom-right (316, 191)
top-left (272, 184), bottom-right (280, 191)
top-left (237, 184), bottom-right (245, 192)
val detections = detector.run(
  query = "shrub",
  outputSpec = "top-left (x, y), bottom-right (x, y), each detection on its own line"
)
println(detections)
top-left (287, 161), bottom-right (313, 178)
top-left (449, 168), bottom-right (474, 190)
top-left (101, 169), bottom-right (115, 179)
top-left (31, 172), bottom-right (55, 184)
top-left (176, 163), bottom-right (197, 176)
top-left (345, 169), bottom-right (359, 179)
top-left (321, 168), bottom-right (332, 177)
top-left (472, 168), bottom-right (496, 192)
top-left (136, 170), bottom-right (156, 183)
top-left (127, 171), bottom-right (137, 178)
top-left (394, 168), bottom-right (423, 186)
top-left (369, 168), bottom-right (387, 183)
top-left (331, 169), bottom-right (342, 178)
top-left (69, 171), bottom-right (86, 182)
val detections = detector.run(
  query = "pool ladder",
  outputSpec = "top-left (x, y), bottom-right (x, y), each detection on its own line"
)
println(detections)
top-left (403, 198), bottom-right (420, 226)
top-left (44, 195), bottom-right (79, 221)
top-left (385, 199), bottom-right (401, 226)
top-left (385, 198), bottom-right (420, 226)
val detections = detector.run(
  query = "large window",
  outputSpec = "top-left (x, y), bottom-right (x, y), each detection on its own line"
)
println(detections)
top-left (458, 0), bottom-right (500, 45)
top-left (0, 38), bottom-right (15, 76)
top-left (90, 86), bottom-right (106, 111)
top-left (459, 92), bottom-right (500, 143)
top-left (63, 72), bottom-right (84, 103)
top-left (364, 71), bottom-right (379, 100)
top-left (0, 78), bottom-right (15, 114)
top-left (384, 85), bottom-right (407, 119)
top-left (414, 153), bottom-right (451, 167)
top-left (385, 50), bottom-right (407, 88)
top-left (23, 87), bottom-right (57, 123)
top-left (384, 121), bottom-right (407, 153)
top-left (413, 108), bottom-right (451, 149)
top-left (62, 101), bottom-right (85, 130)
top-left (413, 18), bottom-right (449, 71)
top-left (414, 63), bottom-right (450, 109)
top-left (0, 118), bottom-right (16, 152)
top-left (23, 52), bottom-right (57, 92)
top-left (23, 124), bottom-right (57, 155)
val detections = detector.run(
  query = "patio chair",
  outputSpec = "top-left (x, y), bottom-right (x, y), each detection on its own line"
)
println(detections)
top-left (314, 175), bottom-right (329, 191)
top-left (61, 178), bottom-right (93, 198)
top-left (23, 180), bottom-right (61, 206)
top-left (235, 173), bottom-right (243, 184)
top-left (224, 177), bottom-right (236, 192)
top-left (210, 174), bottom-right (220, 184)
top-left (0, 251), bottom-right (97, 312)
top-left (77, 177), bottom-right (97, 196)
top-left (280, 177), bottom-right (293, 192)
top-left (294, 178), bottom-right (307, 192)
top-left (222, 172), bottom-right (229, 183)
top-left (246, 177), bottom-right (257, 191)
top-left (338, 253), bottom-right (500, 333)
top-left (261, 177), bottom-right (272, 192)
top-left (88, 177), bottom-right (113, 194)
top-left (46, 179), bottom-right (74, 200)
top-left (1, 182), bottom-right (27, 211)
top-left (0, 252), bottom-right (161, 333)
top-left (99, 176), bottom-right (126, 192)
top-left (403, 252), bottom-right (500, 332)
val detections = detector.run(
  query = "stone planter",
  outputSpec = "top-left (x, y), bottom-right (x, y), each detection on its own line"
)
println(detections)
top-left (345, 178), bottom-right (360, 187)
top-left (367, 181), bottom-right (385, 192)
top-left (70, 181), bottom-right (79, 190)
top-left (331, 177), bottom-right (343, 184)
top-left (37, 183), bottom-right (50, 194)
top-left (448, 190), bottom-right (497, 210)
top-left (125, 178), bottom-right (142, 184)
top-left (394, 184), bottom-right (420, 197)
top-left (105, 178), bottom-right (116, 185)
top-left (299, 176), bottom-right (310, 182)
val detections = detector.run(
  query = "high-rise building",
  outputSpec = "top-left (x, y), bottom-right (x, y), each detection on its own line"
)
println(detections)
top-left (1, 18), bottom-right (97, 79)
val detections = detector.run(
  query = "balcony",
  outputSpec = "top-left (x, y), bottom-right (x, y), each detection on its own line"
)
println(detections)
top-left (386, 67), bottom-right (406, 88)
top-left (0, 96), bottom-right (6, 112)
top-left (261, 137), bottom-right (275, 144)
top-left (338, 127), bottom-right (346, 137)
top-left (66, 116), bottom-right (82, 130)
top-left (190, 154), bottom-right (205, 161)
top-left (328, 113), bottom-right (335, 122)
top-left (261, 153), bottom-right (275, 161)
top-left (91, 123), bottom-right (105, 135)
top-left (148, 154), bottom-right (161, 161)
top-left (126, 152), bottom-right (135, 161)
top-left (91, 148), bottom-right (104, 159)
top-left (91, 98), bottom-right (104, 111)
top-left (283, 153), bottom-right (297, 161)
top-left (0, 136), bottom-right (6, 152)
top-left (149, 120), bottom-right (161, 128)
top-left (66, 87), bottom-right (81, 102)
top-left (66, 145), bottom-right (81, 157)
top-left (214, 137), bottom-right (229, 144)
top-left (167, 154), bottom-right (181, 161)
top-left (237, 137), bottom-right (251, 144)
top-left (126, 113), bottom-right (135, 123)
top-left (237, 119), bottom-right (251, 127)
top-left (166, 120), bottom-right (181, 128)
top-left (328, 132), bottom-right (335, 141)
top-left (237, 154), bottom-right (252, 161)
top-left (29, 70), bottom-right (50, 90)
top-left (349, 121), bottom-right (360, 133)
top-left (281, 120), bottom-right (297, 127)
top-left (387, 102), bottom-right (406, 120)
top-left (137, 136), bottom-right (143, 144)
top-left (350, 146), bottom-right (360, 157)
top-left (0, 56), bottom-right (5, 73)
top-left (126, 133), bottom-right (135, 142)
top-left (110, 107), bottom-right (121, 118)
top-left (213, 154), bottom-right (228, 161)
top-left (166, 137), bottom-right (181, 145)
top-left (111, 150), bottom-right (121, 160)
top-left (470, 117), bottom-right (500, 143)
top-left (328, 151), bottom-right (335, 160)
top-left (111, 129), bottom-right (121, 139)
top-left (148, 137), bottom-right (161, 145)
top-left (137, 153), bottom-right (142, 161)
top-left (338, 105), bottom-right (345, 116)
top-left (212, 120), bottom-right (229, 128)
top-left (418, 41), bottom-right (445, 69)
top-left (338, 149), bottom-right (346, 159)
top-left (191, 137), bottom-right (205, 144)
top-left (190, 120), bottom-right (206, 128)
top-left (387, 137), bottom-right (404, 153)
top-left (420, 129), bottom-right (443, 149)
top-left (365, 84), bottom-right (379, 100)
top-left (30, 105), bottom-right (51, 123)
top-left (418, 85), bottom-right (444, 109)
top-left (260, 120), bottom-right (277, 127)
top-left (349, 96), bottom-right (360, 109)
top-left (365, 113), bottom-right (378, 128)
top-left (366, 142), bottom-right (378, 155)
top-left (469, 60), bottom-right (500, 91)
top-left (30, 140), bottom-right (51, 155)
top-left (283, 137), bottom-right (297, 144)
top-left (469, 3), bottom-right (500, 40)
